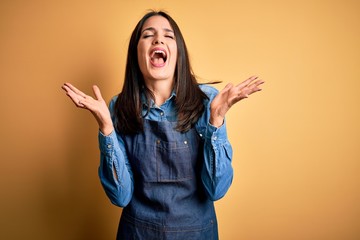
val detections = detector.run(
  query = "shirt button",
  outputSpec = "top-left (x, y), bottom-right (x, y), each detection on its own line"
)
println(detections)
top-left (184, 140), bottom-right (188, 145)
top-left (199, 133), bottom-right (203, 137)
top-left (213, 136), bottom-right (217, 140)
top-left (107, 144), bottom-right (112, 149)
top-left (160, 112), bottom-right (164, 116)
top-left (156, 139), bottom-right (161, 144)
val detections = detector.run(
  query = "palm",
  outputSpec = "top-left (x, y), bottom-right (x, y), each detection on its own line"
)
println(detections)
top-left (62, 83), bottom-right (113, 135)
top-left (210, 76), bottom-right (264, 126)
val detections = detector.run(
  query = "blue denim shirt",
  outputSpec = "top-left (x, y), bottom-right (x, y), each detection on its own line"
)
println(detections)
top-left (98, 84), bottom-right (233, 207)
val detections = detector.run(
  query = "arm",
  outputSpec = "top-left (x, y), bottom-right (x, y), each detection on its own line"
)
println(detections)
top-left (199, 76), bottom-right (264, 201)
top-left (61, 83), bottom-right (134, 207)
top-left (201, 119), bottom-right (234, 201)
top-left (198, 85), bottom-right (233, 201)
top-left (98, 128), bottom-right (134, 207)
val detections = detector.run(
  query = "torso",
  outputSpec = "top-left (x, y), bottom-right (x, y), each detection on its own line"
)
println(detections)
top-left (117, 119), bottom-right (218, 240)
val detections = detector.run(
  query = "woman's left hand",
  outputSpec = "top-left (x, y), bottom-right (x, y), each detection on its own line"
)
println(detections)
top-left (210, 76), bottom-right (264, 127)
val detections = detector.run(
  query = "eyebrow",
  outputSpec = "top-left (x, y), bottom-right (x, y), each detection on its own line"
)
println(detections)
top-left (141, 27), bottom-right (174, 34)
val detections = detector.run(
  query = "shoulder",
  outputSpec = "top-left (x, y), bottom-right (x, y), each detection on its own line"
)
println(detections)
top-left (108, 95), bottom-right (118, 114)
top-left (199, 84), bottom-right (219, 100)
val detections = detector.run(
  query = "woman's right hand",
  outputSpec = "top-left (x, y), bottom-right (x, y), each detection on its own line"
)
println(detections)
top-left (62, 83), bottom-right (114, 135)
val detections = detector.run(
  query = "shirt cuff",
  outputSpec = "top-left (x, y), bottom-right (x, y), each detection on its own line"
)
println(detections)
top-left (98, 130), bottom-right (116, 154)
top-left (205, 121), bottom-right (228, 142)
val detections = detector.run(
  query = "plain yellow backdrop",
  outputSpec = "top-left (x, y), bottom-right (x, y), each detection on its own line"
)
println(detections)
top-left (1, 0), bottom-right (359, 239)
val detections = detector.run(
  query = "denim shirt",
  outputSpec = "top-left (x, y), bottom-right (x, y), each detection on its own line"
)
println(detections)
top-left (98, 84), bottom-right (233, 207)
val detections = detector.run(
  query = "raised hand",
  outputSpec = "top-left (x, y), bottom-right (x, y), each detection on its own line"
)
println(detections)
top-left (210, 76), bottom-right (264, 127)
top-left (61, 83), bottom-right (114, 135)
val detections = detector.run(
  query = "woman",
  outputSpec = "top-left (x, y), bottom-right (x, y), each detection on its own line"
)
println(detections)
top-left (62, 11), bottom-right (263, 240)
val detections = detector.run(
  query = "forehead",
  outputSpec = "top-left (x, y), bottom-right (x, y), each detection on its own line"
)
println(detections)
top-left (141, 15), bottom-right (173, 32)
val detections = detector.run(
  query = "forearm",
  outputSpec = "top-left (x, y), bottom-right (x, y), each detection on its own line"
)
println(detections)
top-left (201, 122), bottom-right (233, 201)
top-left (98, 130), bottom-right (134, 207)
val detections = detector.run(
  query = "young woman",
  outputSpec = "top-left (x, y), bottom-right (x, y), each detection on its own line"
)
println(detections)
top-left (62, 11), bottom-right (264, 240)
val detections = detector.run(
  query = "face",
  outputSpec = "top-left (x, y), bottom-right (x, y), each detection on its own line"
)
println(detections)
top-left (137, 15), bottom-right (178, 85)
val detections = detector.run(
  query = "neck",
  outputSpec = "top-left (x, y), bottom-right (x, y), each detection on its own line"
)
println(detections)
top-left (145, 79), bottom-right (174, 106)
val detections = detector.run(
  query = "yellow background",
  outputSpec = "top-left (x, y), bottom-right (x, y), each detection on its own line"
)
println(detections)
top-left (1, 0), bottom-right (359, 239)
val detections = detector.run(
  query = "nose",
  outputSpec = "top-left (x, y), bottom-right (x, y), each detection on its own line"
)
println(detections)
top-left (153, 36), bottom-right (164, 45)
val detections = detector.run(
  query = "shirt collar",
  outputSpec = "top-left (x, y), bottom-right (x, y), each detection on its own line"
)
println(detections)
top-left (142, 90), bottom-right (176, 108)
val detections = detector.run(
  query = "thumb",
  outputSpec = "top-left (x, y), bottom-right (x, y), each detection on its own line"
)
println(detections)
top-left (222, 83), bottom-right (233, 92)
top-left (92, 85), bottom-right (103, 101)
top-left (217, 83), bottom-right (233, 97)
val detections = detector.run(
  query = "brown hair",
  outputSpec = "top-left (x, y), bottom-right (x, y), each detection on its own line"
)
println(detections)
top-left (114, 11), bottom-right (208, 134)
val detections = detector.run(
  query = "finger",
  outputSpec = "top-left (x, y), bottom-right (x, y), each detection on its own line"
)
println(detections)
top-left (238, 86), bottom-right (258, 99)
top-left (250, 79), bottom-right (265, 89)
top-left (238, 78), bottom-right (264, 93)
top-left (246, 84), bottom-right (264, 96)
top-left (92, 85), bottom-right (103, 101)
top-left (251, 79), bottom-right (265, 87)
top-left (236, 76), bottom-right (259, 89)
top-left (248, 88), bottom-right (262, 96)
top-left (247, 80), bottom-right (264, 91)
top-left (63, 82), bottom-right (87, 98)
top-left (79, 94), bottom-right (96, 108)
top-left (76, 99), bottom-right (86, 108)
top-left (62, 85), bottom-right (78, 101)
top-left (220, 83), bottom-right (233, 92)
top-left (65, 92), bottom-right (86, 108)
top-left (62, 84), bottom-right (87, 108)
top-left (216, 83), bottom-right (233, 98)
top-left (61, 84), bottom-right (74, 95)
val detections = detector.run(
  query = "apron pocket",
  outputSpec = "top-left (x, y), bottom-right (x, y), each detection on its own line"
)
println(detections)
top-left (134, 139), bottom-right (193, 182)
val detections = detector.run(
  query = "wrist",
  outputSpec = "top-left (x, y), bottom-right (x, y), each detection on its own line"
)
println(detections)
top-left (209, 115), bottom-right (224, 128)
top-left (100, 124), bottom-right (114, 136)
top-left (99, 118), bottom-right (114, 136)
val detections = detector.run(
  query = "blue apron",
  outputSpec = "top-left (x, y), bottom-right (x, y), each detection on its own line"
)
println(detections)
top-left (117, 119), bottom-right (218, 240)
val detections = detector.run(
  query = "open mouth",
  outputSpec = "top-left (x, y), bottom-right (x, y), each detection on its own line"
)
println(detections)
top-left (150, 48), bottom-right (167, 67)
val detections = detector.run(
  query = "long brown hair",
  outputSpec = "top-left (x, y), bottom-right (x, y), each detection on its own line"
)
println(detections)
top-left (114, 11), bottom-right (208, 135)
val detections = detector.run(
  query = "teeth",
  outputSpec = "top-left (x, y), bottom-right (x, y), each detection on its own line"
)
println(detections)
top-left (152, 50), bottom-right (166, 58)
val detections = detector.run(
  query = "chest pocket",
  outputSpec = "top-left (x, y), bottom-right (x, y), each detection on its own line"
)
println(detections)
top-left (133, 138), bottom-right (194, 183)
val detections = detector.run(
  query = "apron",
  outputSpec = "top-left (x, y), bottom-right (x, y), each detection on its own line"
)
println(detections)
top-left (117, 119), bottom-right (218, 240)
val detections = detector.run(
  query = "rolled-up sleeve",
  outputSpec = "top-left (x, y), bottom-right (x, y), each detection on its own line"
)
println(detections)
top-left (201, 121), bottom-right (233, 201)
top-left (98, 99), bottom-right (134, 207)
top-left (197, 85), bottom-right (234, 201)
